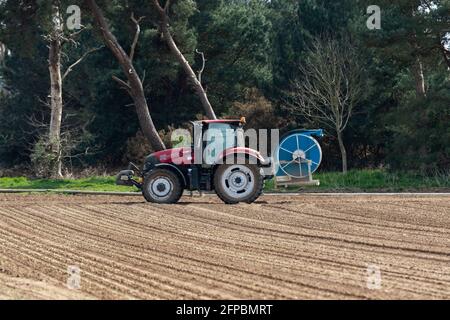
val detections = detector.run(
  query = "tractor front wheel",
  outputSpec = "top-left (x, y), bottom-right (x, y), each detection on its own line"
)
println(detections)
top-left (214, 164), bottom-right (264, 204)
top-left (143, 169), bottom-right (183, 204)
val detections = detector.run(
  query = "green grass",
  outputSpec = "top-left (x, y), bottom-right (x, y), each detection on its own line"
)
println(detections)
top-left (0, 176), bottom-right (133, 192)
top-left (1, 170), bottom-right (450, 193)
top-left (265, 169), bottom-right (450, 192)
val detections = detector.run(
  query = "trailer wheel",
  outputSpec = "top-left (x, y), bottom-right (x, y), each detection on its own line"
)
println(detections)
top-left (214, 164), bottom-right (264, 204)
top-left (143, 169), bottom-right (183, 204)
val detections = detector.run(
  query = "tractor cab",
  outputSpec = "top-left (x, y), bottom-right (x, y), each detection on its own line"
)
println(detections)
top-left (192, 119), bottom-right (246, 165)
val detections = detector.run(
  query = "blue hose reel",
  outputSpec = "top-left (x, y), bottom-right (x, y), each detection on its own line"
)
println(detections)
top-left (274, 129), bottom-right (324, 183)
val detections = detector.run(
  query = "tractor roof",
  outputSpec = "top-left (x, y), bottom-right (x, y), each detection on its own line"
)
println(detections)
top-left (202, 119), bottom-right (241, 124)
top-left (194, 118), bottom-right (246, 125)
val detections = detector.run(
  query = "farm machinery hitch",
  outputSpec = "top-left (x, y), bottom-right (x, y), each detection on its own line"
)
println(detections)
top-left (116, 162), bottom-right (144, 189)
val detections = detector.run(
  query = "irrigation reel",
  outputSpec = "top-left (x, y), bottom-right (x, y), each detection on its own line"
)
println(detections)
top-left (273, 130), bottom-right (324, 189)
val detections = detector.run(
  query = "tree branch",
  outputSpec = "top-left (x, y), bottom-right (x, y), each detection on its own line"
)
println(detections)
top-left (129, 13), bottom-right (145, 63)
top-left (112, 75), bottom-right (131, 92)
top-left (85, 0), bottom-right (166, 150)
top-left (289, 37), bottom-right (364, 134)
top-left (164, 0), bottom-right (171, 12)
top-left (152, 0), bottom-right (216, 119)
top-left (62, 46), bottom-right (104, 81)
top-left (153, 0), bottom-right (165, 15)
top-left (67, 26), bottom-right (86, 39)
top-left (195, 49), bottom-right (206, 85)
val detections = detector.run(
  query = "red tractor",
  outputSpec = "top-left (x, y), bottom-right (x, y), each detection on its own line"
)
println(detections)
top-left (116, 119), bottom-right (272, 204)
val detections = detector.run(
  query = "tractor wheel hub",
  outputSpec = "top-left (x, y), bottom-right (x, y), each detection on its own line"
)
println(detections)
top-left (151, 178), bottom-right (172, 197)
top-left (230, 172), bottom-right (248, 189)
top-left (220, 165), bottom-right (255, 200)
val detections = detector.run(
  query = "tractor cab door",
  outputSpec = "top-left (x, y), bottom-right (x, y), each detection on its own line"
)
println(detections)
top-left (204, 123), bottom-right (240, 165)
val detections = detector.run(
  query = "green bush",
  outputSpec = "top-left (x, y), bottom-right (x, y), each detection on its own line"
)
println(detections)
top-left (30, 137), bottom-right (59, 178)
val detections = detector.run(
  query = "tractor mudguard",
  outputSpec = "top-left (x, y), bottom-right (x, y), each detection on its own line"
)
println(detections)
top-left (152, 163), bottom-right (188, 188)
top-left (217, 147), bottom-right (271, 167)
top-left (142, 154), bottom-right (188, 188)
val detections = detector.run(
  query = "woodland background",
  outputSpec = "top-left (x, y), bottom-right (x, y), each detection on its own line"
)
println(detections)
top-left (0, 0), bottom-right (449, 177)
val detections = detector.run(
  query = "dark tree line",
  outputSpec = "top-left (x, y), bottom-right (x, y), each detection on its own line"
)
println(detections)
top-left (0, 0), bottom-right (449, 177)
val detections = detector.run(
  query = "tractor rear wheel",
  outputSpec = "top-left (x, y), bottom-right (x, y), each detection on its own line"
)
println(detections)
top-left (214, 164), bottom-right (264, 204)
top-left (143, 169), bottom-right (183, 204)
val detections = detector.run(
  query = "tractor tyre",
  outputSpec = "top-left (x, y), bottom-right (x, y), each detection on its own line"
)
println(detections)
top-left (143, 169), bottom-right (183, 204)
top-left (214, 164), bottom-right (264, 205)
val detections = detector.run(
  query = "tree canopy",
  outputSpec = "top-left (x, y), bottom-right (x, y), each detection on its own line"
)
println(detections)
top-left (0, 0), bottom-right (449, 174)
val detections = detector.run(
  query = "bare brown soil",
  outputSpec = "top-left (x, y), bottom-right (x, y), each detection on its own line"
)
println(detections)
top-left (0, 194), bottom-right (449, 300)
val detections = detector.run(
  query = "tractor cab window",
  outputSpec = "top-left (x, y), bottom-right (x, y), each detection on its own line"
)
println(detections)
top-left (204, 123), bottom-right (240, 164)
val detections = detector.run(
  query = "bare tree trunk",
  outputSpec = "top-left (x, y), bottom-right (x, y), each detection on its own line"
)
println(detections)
top-left (337, 130), bottom-right (348, 174)
top-left (86, 0), bottom-right (166, 151)
top-left (153, 0), bottom-right (217, 120)
top-left (412, 56), bottom-right (426, 98)
top-left (0, 42), bottom-right (6, 66)
top-left (410, 31), bottom-right (427, 98)
top-left (48, 0), bottom-right (63, 178)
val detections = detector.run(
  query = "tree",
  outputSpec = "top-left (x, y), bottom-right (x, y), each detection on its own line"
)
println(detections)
top-left (1, 0), bottom-right (448, 173)
top-left (85, 0), bottom-right (165, 151)
top-left (268, 0), bottom-right (357, 99)
top-left (152, 0), bottom-right (216, 120)
top-left (46, 0), bottom-right (66, 178)
top-left (356, 0), bottom-right (450, 171)
top-left (361, 0), bottom-right (450, 98)
top-left (287, 37), bottom-right (365, 174)
top-left (194, 0), bottom-right (273, 115)
top-left (45, 0), bottom-right (102, 178)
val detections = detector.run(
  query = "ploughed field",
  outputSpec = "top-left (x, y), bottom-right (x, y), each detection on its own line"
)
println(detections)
top-left (0, 193), bottom-right (449, 300)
